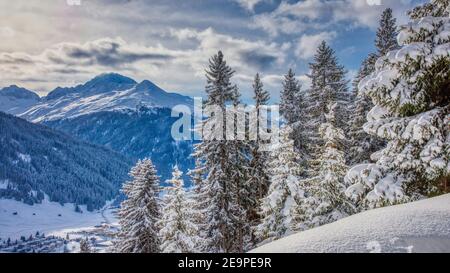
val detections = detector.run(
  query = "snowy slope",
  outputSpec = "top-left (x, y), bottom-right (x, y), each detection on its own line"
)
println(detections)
top-left (20, 73), bottom-right (193, 122)
top-left (0, 85), bottom-right (41, 115)
top-left (0, 197), bottom-right (114, 241)
top-left (251, 194), bottom-right (450, 253)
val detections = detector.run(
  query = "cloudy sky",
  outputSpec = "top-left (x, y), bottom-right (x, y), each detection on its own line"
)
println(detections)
top-left (0, 0), bottom-right (425, 100)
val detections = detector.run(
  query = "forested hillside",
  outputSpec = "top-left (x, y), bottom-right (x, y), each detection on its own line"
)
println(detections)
top-left (0, 111), bottom-right (132, 210)
top-left (44, 107), bottom-right (195, 183)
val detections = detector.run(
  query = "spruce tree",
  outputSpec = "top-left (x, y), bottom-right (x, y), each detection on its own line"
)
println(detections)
top-left (304, 41), bottom-right (349, 161)
top-left (295, 103), bottom-right (353, 229)
top-left (346, 0), bottom-right (450, 209)
top-left (229, 85), bottom-right (252, 252)
top-left (158, 166), bottom-right (199, 253)
top-left (375, 8), bottom-right (399, 56)
top-left (115, 158), bottom-right (161, 253)
top-left (190, 51), bottom-right (246, 253)
top-left (187, 157), bottom-right (208, 251)
top-left (348, 8), bottom-right (399, 166)
top-left (246, 73), bottom-right (271, 247)
top-left (248, 74), bottom-right (271, 202)
top-left (79, 238), bottom-right (91, 253)
top-left (256, 125), bottom-right (303, 242)
top-left (280, 69), bottom-right (306, 154)
top-left (347, 54), bottom-right (381, 165)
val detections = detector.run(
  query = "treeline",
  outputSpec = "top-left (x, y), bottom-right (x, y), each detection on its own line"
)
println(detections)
top-left (114, 0), bottom-right (449, 253)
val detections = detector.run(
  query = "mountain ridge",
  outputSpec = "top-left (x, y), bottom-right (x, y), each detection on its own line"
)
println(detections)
top-left (19, 73), bottom-right (193, 122)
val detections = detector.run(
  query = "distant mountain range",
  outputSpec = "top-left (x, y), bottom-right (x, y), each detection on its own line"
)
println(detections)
top-left (0, 73), bottom-right (196, 200)
top-left (0, 111), bottom-right (132, 211)
top-left (20, 73), bottom-right (193, 122)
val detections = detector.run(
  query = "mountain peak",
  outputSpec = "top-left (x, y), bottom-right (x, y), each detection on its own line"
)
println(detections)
top-left (46, 73), bottom-right (137, 100)
top-left (135, 80), bottom-right (165, 93)
top-left (0, 85), bottom-right (40, 100)
top-left (88, 73), bottom-right (137, 85)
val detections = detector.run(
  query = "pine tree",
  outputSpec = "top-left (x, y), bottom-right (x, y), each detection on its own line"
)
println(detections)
top-left (158, 166), bottom-right (199, 253)
top-left (348, 8), bottom-right (399, 166)
top-left (245, 73), bottom-right (271, 247)
top-left (375, 8), bottom-right (399, 56)
top-left (190, 51), bottom-right (246, 253)
top-left (229, 85), bottom-right (252, 252)
top-left (347, 53), bottom-right (382, 165)
top-left (304, 41), bottom-right (349, 162)
top-left (346, 0), bottom-right (450, 209)
top-left (256, 125), bottom-right (303, 242)
top-left (295, 103), bottom-right (353, 229)
top-left (248, 74), bottom-right (271, 202)
top-left (115, 158), bottom-right (161, 253)
top-left (79, 238), bottom-right (91, 253)
top-left (187, 157), bottom-right (209, 251)
top-left (280, 69), bottom-right (306, 154)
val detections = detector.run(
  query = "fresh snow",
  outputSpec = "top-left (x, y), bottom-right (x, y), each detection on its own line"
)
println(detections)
top-left (20, 74), bottom-right (193, 122)
top-left (17, 153), bottom-right (31, 164)
top-left (0, 197), bottom-right (116, 241)
top-left (0, 180), bottom-right (9, 190)
top-left (251, 194), bottom-right (450, 253)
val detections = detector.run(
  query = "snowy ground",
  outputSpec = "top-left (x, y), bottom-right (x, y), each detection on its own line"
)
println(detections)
top-left (251, 194), bottom-right (450, 253)
top-left (0, 197), bottom-right (117, 242)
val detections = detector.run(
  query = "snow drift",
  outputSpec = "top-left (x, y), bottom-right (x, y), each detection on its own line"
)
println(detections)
top-left (251, 194), bottom-right (450, 253)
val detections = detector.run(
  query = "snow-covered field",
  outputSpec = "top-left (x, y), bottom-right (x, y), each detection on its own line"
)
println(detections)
top-left (252, 194), bottom-right (450, 253)
top-left (0, 197), bottom-right (117, 241)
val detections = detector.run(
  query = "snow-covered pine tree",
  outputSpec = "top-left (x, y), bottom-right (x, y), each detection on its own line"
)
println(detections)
top-left (347, 53), bottom-right (381, 165)
top-left (226, 85), bottom-right (251, 252)
top-left (294, 103), bottom-right (353, 229)
top-left (158, 166), bottom-right (199, 253)
top-left (280, 69), bottom-right (306, 154)
top-left (245, 73), bottom-right (271, 247)
top-left (376, 8), bottom-right (400, 57)
top-left (187, 156), bottom-right (209, 251)
top-left (248, 73), bottom-right (271, 202)
top-left (115, 158), bottom-right (161, 253)
top-left (304, 41), bottom-right (349, 161)
top-left (79, 238), bottom-right (91, 253)
top-left (347, 8), bottom-right (400, 166)
top-left (190, 51), bottom-right (246, 253)
top-left (256, 125), bottom-right (303, 242)
top-left (345, 0), bottom-right (450, 209)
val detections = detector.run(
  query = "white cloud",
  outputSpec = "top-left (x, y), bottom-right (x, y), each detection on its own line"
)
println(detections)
top-left (0, 37), bottom-right (187, 93)
top-left (233, 0), bottom-right (265, 12)
top-left (0, 29), bottom-right (288, 98)
top-left (274, 0), bottom-right (326, 20)
top-left (295, 32), bottom-right (337, 60)
top-left (169, 27), bottom-right (286, 74)
top-left (252, 0), bottom-right (418, 36)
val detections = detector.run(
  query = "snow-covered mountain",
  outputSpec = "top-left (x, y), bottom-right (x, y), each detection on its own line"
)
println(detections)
top-left (0, 85), bottom-right (41, 115)
top-left (251, 194), bottom-right (450, 253)
top-left (1, 73), bottom-right (195, 182)
top-left (21, 73), bottom-right (193, 122)
top-left (0, 111), bottom-right (132, 210)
